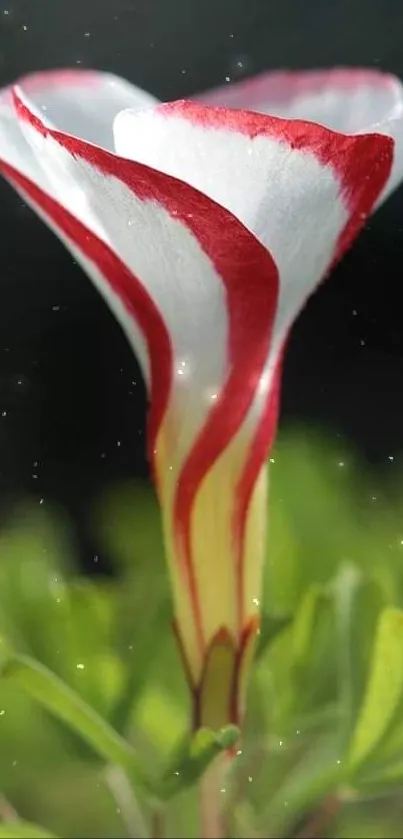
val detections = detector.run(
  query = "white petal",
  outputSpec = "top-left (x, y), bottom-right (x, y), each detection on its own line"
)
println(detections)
top-left (114, 99), bottom-right (390, 350)
top-left (0, 69), bottom-right (158, 208)
top-left (193, 67), bottom-right (403, 206)
top-left (6, 89), bottom-right (279, 475)
top-left (193, 68), bottom-right (400, 131)
top-left (0, 86), bottom-right (55, 195)
top-left (15, 68), bottom-right (157, 149)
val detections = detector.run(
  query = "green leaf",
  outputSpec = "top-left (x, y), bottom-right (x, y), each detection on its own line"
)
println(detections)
top-left (291, 585), bottom-right (337, 713)
top-left (0, 822), bottom-right (57, 839)
top-left (332, 564), bottom-right (385, 740)
top-left (159, 725), bottom-right (240, 799)
top-left (348, 607), bottom-right (403, 772)
top-left (0, 652), bottom-right (149, 789)
top-left (256, 613), bottom-right (291, 659)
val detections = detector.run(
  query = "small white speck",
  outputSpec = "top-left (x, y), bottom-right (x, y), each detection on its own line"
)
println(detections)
top-left (117, 440), bottom-right (121, 447)
top-left (338, 461), bottom-right (345, 467)
top-left (225, 75), bottom-right (231, 83)
top-left (93, 555), bottom-right (99, 564)
top-left (269, 457), bottom-right (275, 463)
top-left (39, 498), bottom-right (44, 505)
top-left (252, 597), bottom-right (260, 606)
top-left (371, 495), bottom-right (377, 502)
top-left (352, 309), bottom-right (358, 315)
top-left (12, 760), bottom-right (17, 767)
top-left (76, 663), bottom-right (85, 670)
top-left (360, 338), bottom-right (366, 346)
top-left (0, 709), bottom-right (5, 716)
top-left (22, 24), bottom-right (27, 30)
top-left (52, 305), bottom-right (60, 311)
top-left (336, 759), bottom-right (341, 765)
top-left (3, 9), bottom-right (10, 15)
top-left (84, 31), bottom-right (91, 37)
top-left (1, 410), bottom-right (7, 417)
top-left (388, 455), bottom-right (394, 461)
top-left (174, 771), bottom-right (179, 776)
top-left (220, 787), bottom-right (226, 793)
top-left (248, 775), bottom-right (253, 783)
top-left (236, 748), bottom-right (242, 756)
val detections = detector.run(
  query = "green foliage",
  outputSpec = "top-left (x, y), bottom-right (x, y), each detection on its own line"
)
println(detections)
top-left (1, 427), bottom-right (403, 836)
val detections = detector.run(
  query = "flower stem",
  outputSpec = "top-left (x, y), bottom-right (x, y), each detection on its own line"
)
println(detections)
top-left (199, 754), bottom-right (228, 839)
top-left (105, 764), bottom-right (148, 839)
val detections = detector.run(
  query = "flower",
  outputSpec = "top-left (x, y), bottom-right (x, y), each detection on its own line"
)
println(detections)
top-left (0, 67), bottom-right (401, 730)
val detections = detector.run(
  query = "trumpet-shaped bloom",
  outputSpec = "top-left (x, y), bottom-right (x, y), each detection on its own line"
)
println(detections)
top-left (0, 67), bottom-right (401, 729)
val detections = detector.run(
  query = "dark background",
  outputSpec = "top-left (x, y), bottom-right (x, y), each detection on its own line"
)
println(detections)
top-left (1, 0), bottom-right (403, 564)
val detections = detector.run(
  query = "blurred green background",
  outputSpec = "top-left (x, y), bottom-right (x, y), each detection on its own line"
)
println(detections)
top-left (2, 427), bottom-right (403, 838)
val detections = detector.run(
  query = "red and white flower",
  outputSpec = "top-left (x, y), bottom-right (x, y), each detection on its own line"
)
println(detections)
top-left (0, 67), bottom-right (401, 729)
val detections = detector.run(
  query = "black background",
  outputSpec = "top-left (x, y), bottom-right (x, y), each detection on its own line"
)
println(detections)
top-left (1, 0), bottom-right (403, 562)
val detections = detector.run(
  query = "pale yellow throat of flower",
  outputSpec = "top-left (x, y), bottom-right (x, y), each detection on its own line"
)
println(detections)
top-left (154, 410), bottom-right (268, 730)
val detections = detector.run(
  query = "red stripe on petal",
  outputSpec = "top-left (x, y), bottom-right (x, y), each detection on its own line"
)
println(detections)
top-left (234, 348), bottom-right (284, 630)
top-left (195, 68), bottom-right (398, 108)
top-left (156, 99), bottom-right (393, 228)
top-left (13, 89), bottom-right (280, 645)
top-left (172, 223), bottom-right (279, 613)
top-left (17, 69), bottom-right (102, 95)
top-left (0, 160), bottom-right (173, 465)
